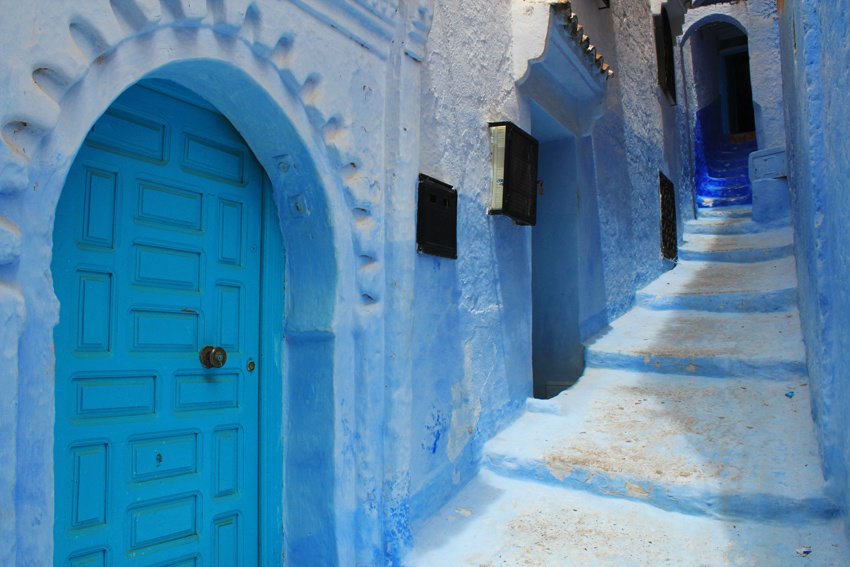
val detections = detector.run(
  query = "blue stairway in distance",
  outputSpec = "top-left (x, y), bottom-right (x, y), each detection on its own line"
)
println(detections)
top-left (696, 138), bottom-right (756, 208)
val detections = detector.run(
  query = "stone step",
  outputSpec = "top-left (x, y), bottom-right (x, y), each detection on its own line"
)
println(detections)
top-left (717, 142), bottom-right (756, 152)
top-left (710, 157), bottom-right (750, 166)
top-left (708, 159), bottom-right (748, 170)
top-left (700, 168), bottom-right (750, 185)
top-left (697, 194), bottom-right (752, 208)
top-left (701, 168), bottom-right (749, 178)
top-left (408, 470), bottom-right (846, 566)
top-left (696, 205), bottom-right (752, 219)
top-left (679, 227), bottom-right (793, 262)
top-left (698, 185), bottom-right (751, 199)
top-left (637, 258), bottom-right (797, 312)
top-left (705, 159), bottom-right (748, 169)
top-left (684, 216), bottom-right (768, 235)
top-left (482, 369), bottom-right (834, 523)
top-left (584, 307), bottom-right (805, 378)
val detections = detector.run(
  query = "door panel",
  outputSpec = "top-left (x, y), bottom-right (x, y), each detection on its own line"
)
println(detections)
top-left (54, 82), bottom-right (263, 566)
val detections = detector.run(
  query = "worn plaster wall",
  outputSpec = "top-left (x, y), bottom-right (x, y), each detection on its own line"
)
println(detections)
top-left (410, 0), bottom-right (530, 532)
top-left (778, 0), bottom-right (850, 535)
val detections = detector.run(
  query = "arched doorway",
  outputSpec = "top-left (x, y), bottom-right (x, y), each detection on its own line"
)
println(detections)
top-left (9, 11), bottom-right (377, 565)
top-left (683, 19), bottom-right (758, 209)
top-left (52, 79), bottom-right (278, 565)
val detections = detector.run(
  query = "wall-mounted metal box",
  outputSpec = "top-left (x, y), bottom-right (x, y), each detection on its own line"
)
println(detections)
top-left (489, 122), bottom-right (539, 226)
top-left (417, 174), bottom-right (457, 259)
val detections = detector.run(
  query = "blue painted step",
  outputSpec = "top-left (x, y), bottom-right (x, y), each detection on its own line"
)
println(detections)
top-left (699, 186), bottom-right (751, 200)
top-left (696, 205), bottom-right (752, 219)
top-left (685, 217), bottom-right (788, 235)
top-left (697, 194), bottom-right (753, 208)
top-left (704, 168), bottom-right (749, 181)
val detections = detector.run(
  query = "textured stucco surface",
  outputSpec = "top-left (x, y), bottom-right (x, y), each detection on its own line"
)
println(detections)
top-left (779, 0), bottom-right (850, 538)
top-left (410, 0), bottom-right (530, 538)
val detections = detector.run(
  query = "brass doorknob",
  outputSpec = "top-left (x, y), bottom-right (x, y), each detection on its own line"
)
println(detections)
top-left (200, 346), bottom-right (227, 369)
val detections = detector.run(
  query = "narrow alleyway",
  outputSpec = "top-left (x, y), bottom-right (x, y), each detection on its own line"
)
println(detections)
top-left (407, 206), bottom-right (849, 566)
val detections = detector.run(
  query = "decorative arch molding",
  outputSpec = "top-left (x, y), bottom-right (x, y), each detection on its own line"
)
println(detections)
top-left (511, 3), bottom-right (610, 136)
top-left (0, 0), bottom-right (423, 563)
top-left (681, 13), bottom-right (749, 45)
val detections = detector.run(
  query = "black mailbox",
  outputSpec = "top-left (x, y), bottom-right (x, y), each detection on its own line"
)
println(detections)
top-left (416, 174), bottom-right (457, 259)
top-left (488, 122), bottom-right (539, 226)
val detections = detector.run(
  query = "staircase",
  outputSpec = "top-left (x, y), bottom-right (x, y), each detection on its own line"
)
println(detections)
top-left (696, 139), bottom-right (756, 208)
top-left (406, 207), bottom-right (848, 566)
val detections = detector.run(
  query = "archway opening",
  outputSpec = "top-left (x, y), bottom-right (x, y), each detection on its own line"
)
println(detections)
top-left (685, 20), bottom-right (757, 209)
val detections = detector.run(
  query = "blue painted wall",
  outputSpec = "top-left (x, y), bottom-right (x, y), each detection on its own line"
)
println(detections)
top-left (778, 0), bottom-right (850, 534)
top-left (406, 4), bottom-right (696, 552)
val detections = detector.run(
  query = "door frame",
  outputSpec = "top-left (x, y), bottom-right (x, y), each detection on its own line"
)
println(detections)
top-left (258, 175), bottom-right (285, 563)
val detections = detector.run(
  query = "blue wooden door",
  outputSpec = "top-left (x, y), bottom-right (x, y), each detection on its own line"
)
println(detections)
top-left (53, 81), bottom-right (263, 566)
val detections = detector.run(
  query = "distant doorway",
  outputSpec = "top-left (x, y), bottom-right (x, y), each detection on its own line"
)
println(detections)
top-left (685, 19), bottom-right (757, 208)
top-left (723, 49), bottom-right (756, 140)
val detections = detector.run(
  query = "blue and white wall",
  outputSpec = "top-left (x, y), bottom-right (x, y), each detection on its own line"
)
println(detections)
top-left (778, 0), bottom-right (850, 536)
top-left (0, 0), bottom-right (697, 564)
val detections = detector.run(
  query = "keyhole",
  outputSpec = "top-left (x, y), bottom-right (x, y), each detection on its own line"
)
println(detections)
top-left (155, 452), bottom-right (163, 467)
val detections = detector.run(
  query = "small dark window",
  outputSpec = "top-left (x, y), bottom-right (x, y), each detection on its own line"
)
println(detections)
top-left (416, 174), bottom-right (457, 259)
top-left (654, 7), bottom-right (677, 104)
top-left (659, 172), bottom-right (677, 260)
